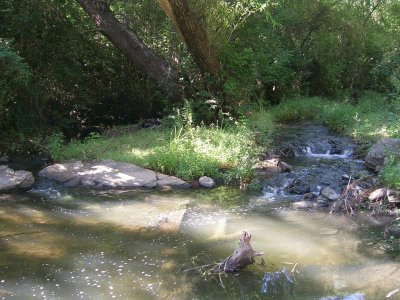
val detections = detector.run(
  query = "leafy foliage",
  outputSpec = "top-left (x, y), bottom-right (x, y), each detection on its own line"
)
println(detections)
top-left (0, 0), bottom-right (399, 155)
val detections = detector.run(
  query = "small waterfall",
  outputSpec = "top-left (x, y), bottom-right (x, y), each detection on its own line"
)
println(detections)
top-left (260, 123), bottom-right (369, 203)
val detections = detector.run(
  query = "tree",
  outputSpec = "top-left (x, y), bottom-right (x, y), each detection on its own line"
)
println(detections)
top-left (157, 0), bottom-right (220, 77)
top-left (75, 0), bottom-right (183, 102)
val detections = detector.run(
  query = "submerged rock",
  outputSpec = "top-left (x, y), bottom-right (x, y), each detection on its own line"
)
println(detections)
top-left (0, 166), bottom-right (34, 192)
top-left (38, 160), bottom-right (190, 189)
top-left (286, 179), bottom-right (311, 195)
top-left (293, 200), bottom-right (314, 209)
top-left (365, 138), bottom-right (400, 171)
top-left (261, 268), bottom-right (294, 296)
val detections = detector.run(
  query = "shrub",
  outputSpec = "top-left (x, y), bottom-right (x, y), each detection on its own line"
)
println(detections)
top-left (47, 132), bottom-right (65, 161)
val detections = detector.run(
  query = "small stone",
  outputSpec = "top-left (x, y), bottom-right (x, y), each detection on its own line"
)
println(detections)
top-left (321, 187), bottom-right (340, 201)
top-left (199, 176), bottom-right (215, 189)
top-left (342, 174), bottom-right (351, 181)
top-left (368, 188), bottom-right (387, 201)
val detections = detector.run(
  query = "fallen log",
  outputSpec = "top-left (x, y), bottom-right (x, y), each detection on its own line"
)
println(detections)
top-left (214, 231), bottom-right (263, 273)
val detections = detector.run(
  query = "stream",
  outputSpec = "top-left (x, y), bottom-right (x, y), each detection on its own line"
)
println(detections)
top-left (1, 123), bottom-right (400, 300)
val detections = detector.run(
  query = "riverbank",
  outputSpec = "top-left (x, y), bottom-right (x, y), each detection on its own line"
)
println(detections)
top-left (46, 110), bottom-right (274, 189)
top-left (48, 93), bottom-right (399, 191)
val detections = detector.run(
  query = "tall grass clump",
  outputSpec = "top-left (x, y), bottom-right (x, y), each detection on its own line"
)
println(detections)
top-left (271, 97), bottom-right (325, 122)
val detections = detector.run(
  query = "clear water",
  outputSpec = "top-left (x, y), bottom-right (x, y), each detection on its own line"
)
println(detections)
top-left (1, 187), bottom-right (400, 300)
top-left (1, 124), bottom-right (400, 300)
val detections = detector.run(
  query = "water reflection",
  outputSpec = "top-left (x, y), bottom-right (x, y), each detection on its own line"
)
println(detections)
top-left (1, 188), bottom-right (400, 299)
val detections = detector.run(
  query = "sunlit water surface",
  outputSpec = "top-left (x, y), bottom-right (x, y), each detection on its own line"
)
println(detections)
top-left (1, 186), bottom-right (400, 300)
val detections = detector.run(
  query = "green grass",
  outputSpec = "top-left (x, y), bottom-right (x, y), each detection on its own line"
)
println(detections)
top-left (50, 110), bottom-right (274, 187)
top-left (382, 157), bottom-right (400, 190)
top-left (271, 92), bottom-right (400, 188)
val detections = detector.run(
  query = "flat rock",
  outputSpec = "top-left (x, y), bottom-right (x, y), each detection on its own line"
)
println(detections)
top-left (38, 160), bottom-right (190, 189)
top-left (198, 176), bottom-right (215, 188)
top-left (0, 166), bottom-right (34, 192)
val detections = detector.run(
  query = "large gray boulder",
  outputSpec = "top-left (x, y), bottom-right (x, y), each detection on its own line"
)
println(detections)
top-left (38, 160), bottom-right (190, 189)
top-left (0, 165), bottom-right (34, 192)
top-left (365, 138), bottom-right (400, 171)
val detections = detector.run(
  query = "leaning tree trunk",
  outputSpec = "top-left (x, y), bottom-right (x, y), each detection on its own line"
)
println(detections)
top-left (75, 0), bottom-right (182, 102)
top-left (158, 0), bottom-right (220, 77)
top-left (214, 231), bottom-right (263, 273)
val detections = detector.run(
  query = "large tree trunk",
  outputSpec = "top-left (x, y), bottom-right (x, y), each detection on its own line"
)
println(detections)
top-left (75, 0), bottom-right (182, 102)
top-left (158, 0), bottom-right (220, 77)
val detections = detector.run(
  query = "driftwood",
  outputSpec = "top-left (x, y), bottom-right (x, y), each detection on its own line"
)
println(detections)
top-left (213, 231), bottom-right (263, 273)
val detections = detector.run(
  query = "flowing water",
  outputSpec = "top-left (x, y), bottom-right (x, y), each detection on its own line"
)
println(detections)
top-left (1, 124), bottom-right (400, 300)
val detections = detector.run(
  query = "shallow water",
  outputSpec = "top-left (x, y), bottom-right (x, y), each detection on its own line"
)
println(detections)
top-left (1, 123), bottom-right (400, 299)
top-left (1, 186), bottom-right (400, 300)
